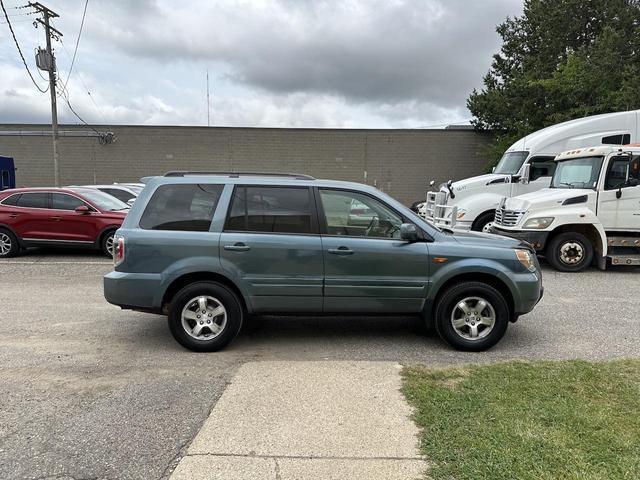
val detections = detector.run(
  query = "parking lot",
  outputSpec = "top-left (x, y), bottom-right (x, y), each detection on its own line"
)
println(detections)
top-left (1, 250), bottom-right (639, 480)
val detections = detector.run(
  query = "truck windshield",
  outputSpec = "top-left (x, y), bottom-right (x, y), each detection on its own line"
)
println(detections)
top-left (494, 151), bottom-right (528, 175)
top-left (550, 156), bottom-right (604, 190)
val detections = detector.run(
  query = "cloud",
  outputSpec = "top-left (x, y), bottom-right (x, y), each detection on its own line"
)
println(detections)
top-left (0, 0), bottom-right (523, 127)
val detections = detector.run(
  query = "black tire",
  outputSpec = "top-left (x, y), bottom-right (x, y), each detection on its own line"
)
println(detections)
top-left (435, 281), bottom-right (509, 352)
top-left (471, 211), bottom-right (495, 233)
top-left (168, 281), bottom-right (243, 352)
top-left (0, 228), bottom-right (20, 258)
top-left (546, 232), bottom-right (593, 272)
top-left (100, 230), bottom-right (116, 258)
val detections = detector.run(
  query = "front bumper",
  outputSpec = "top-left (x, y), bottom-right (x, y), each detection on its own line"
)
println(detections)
top-left (491, 226), bottom-right (550, 251)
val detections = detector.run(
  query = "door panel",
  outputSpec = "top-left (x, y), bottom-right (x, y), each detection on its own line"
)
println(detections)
top-left (317, 188), bottom-right (430, 314)
top-left (220, 232), bottom-right (323, 312)
top-left (598, 156), bottom-right (640, 230)
top-left (12, 193), bottom-right (56, 240)
top-left (322, 236), bottom-right (429, 313)
top-left (48, 193), bottom-right (99, 242)
top-left (220, 185), bottom-right (323, 313)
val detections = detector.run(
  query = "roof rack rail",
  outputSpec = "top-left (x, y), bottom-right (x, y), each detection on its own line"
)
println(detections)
top-left (163, 171), bottom-right (315, 180)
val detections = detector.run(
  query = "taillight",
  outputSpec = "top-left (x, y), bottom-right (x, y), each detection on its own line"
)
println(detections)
top-left (113, 235), bottom-right (125, 266)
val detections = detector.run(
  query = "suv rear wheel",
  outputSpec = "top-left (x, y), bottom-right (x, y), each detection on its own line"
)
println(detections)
top-left (435, 281), bottom-right (509, 351)
top-left (168, 281), bottom-right (243, 352)
top-left (0, 229), bottom-right (20, 258)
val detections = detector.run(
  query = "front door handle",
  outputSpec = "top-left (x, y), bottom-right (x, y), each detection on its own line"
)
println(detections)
top-left (224, 243), bottom-right (250, 252)
top-left (328, 246), bottom-right (354, 255)
top-left (50, 216), bottom-right (62, 222)
top-left (9, 213), bottom-right (19, 218)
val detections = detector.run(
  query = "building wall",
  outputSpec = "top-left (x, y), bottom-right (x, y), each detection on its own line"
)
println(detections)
top-left (0, 124), bottom-right (492, 205)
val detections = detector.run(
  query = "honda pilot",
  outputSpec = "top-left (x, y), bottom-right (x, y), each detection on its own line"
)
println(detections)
top-left (104, 172), bottom-right (543, 352)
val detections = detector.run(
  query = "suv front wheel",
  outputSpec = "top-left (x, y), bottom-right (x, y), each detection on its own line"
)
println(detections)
top-left (435, 281), bottom-right (509, 352)
top-left (168, 281), bottom-right (243, 352)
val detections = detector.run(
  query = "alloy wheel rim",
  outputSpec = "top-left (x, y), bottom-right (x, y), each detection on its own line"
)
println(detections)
top-left (0, 233), bottom-right (11, 255)
top-left (105, 235), bottom-right (115, 256)
top-left (181, 295), bottom-right (227, 340)
top-left (451, 296), bottom-right (496, 340)
top-left (559, 241), bottom-right (584, 265)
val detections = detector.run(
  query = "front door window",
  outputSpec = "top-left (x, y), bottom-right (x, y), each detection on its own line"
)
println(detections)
top-left (319, 189), bottom-right (402, 239)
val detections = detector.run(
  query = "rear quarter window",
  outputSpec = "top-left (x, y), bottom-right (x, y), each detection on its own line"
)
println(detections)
top-left (1, 194), bottom-right (21, 206)
top-left (139, 184), bottom-right (223, 231)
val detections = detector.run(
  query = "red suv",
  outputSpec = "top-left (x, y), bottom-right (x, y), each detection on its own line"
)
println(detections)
top-left (0, 187), bottom-right (128, 258)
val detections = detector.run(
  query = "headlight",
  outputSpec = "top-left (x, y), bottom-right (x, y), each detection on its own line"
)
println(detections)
top-left (515, 249), bottom-right (536, 272)
top-left (456, 209), bottom-right (466, 219)
top-left (523, 217), bottom-right (554, 229)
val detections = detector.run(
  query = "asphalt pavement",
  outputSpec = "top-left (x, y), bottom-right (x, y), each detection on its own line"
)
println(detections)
top-left (1, 248), bottom-right (639, 479)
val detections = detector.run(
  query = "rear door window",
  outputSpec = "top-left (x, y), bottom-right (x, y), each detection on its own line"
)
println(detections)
top-left (1, 194), bottom-right (20, 206)
top-left (16, 193), bottom-right (49, 209)
top-left (139, 184), bottom-right (223, 231)
top-left (225, 186), bottom-right (314, 234)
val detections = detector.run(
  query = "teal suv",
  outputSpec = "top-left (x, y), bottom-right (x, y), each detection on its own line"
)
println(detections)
top-left (104, 172), bottom-right (543, 352)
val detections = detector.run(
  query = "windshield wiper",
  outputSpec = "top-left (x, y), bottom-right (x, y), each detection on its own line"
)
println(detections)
top-left (558, 182), bottom-right (575, 188)
top-left (111, 207), bottom-right (129, 211)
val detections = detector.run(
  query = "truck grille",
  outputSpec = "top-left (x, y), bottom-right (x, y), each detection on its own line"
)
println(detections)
top-left (494, 208), bottom-right (525, 227)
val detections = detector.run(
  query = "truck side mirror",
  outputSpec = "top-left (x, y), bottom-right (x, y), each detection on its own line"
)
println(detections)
top-left (491, 166), bottom-right (496, 173)
top-left (520, 164), bottom-right (531, 184)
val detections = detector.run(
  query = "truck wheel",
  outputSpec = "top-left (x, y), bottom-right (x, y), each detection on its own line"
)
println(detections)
top-left (0, 229), bottom-right (20, 258)
top-left (546, 232), bottom-right (593, 272)
top-left (472, 211), bottom-right (495, 233)
top-left (168, 281), bottom-right (243, 352)
top-left (434, 281), bottom-right (509, 352)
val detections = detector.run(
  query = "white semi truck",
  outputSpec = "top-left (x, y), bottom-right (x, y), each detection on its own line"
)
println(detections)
top-left (424, 110), bottom-right (640, 232)
top-left (491, 145), bottom-right (640, 272)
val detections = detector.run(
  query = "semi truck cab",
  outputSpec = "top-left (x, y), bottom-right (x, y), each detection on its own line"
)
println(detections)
top-left (492, 145), bottom-right (640, 272)
top-left (423, 110), bottom-right (640, 232)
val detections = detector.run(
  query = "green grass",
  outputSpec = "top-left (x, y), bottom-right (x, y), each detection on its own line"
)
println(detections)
top-left (402, 360), bottom-right (640, 480)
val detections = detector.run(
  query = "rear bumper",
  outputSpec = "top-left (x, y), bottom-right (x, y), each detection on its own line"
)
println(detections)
top-left (104, 270), bottom-right (163, 311)
top-left (491, 227), bottom-right (550, 251)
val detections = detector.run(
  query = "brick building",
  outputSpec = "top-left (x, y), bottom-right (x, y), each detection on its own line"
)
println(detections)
top-left (0, 124), bottom-right (492, 205)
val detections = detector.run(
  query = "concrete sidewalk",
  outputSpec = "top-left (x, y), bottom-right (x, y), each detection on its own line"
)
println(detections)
top-left (170, 361), bottom-right (426, 480)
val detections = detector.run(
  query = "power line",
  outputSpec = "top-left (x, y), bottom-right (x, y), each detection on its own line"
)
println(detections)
top-left (0, 0), bottom-right (48, 93)
top-left (62, 0), bottom-right (88, 91)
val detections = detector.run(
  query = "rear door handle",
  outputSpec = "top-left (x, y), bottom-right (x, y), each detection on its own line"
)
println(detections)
top-left (224, 243), bottom-right (250, 252)
top-left (9, 213), bottom-right (19, 218)
top-left (328, 246), bottom-right (354, 255)
top-left (50, 216), bottom-right (62, 222)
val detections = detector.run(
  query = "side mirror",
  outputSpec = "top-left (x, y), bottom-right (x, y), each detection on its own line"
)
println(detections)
top-left (127, 198), bottom-right (136, 207)
top-left (520, 164), bottom-right (531, 184)
top-left (491, 166), bottom-right (496, 173)
top-left (75, 205), bottom-right (90, 214)
top-left (429, 180), bottom-right (436, 187)
top-left (400, 223), bottom-right (419, 242)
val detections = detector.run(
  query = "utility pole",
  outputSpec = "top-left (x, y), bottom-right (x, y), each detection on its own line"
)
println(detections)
top-left (30, 2), bottom-right (62, 186)
top-left (206, 69), bottom-right (210, 127)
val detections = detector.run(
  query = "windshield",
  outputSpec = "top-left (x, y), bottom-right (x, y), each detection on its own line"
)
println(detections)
top-left (550, 156), bottom-right (604, 189)
top-left (494, 151), bottom-right (529, 175)
top-left (70, 188), bottom-right (130, 211)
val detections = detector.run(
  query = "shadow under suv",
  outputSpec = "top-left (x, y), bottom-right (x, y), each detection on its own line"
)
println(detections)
top-left (104, 172), bottom-right (543, 352)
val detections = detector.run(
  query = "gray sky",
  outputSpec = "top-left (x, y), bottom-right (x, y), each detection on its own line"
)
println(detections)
top-left (0, 0), bottom-right (523, 128)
